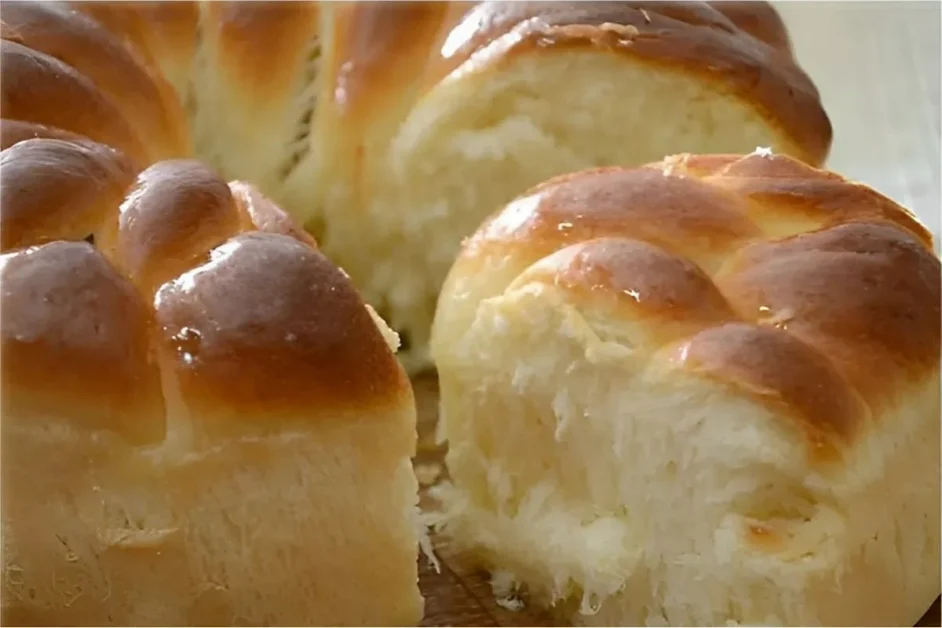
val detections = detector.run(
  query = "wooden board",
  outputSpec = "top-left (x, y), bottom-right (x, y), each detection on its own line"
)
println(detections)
top-left (412, 374), bottom-right (941, 627)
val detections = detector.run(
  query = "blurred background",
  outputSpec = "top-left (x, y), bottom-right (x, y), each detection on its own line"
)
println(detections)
top-left (774, 1), bottom-right (941, 246)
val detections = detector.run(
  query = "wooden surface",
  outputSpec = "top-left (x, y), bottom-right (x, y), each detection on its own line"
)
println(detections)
top-left (414, 4), bottom-right (941, 626)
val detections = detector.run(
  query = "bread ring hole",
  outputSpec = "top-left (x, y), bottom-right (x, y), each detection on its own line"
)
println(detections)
top-left (397, 328), bottom-right (412, 354)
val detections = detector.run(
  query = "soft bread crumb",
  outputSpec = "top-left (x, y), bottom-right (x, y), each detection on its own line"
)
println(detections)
top-left (415, 462), bottom-right (443, 487)
top-left (490, 570), bottom-right (526, 612)
top-left (365, 304), bottom-right (402, 352)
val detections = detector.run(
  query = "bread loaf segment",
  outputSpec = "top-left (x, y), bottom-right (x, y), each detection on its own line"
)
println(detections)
top-left (431, 151), bottom-right (941, 626)
top-left (153, 231), bottom-right (411, 433)
top-left (0, 137), bottom-right (422, 625)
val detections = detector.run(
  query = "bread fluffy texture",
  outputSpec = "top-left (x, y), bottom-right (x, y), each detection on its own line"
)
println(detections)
top-left (0, 140), bottom-right (423, 626)
top-left (0, 0), bottom-right (832, 370)
top-left (430, 151), bottom-right (941, 627)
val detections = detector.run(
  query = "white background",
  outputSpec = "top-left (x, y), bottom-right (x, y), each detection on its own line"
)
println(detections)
top-left (774, 0), bottom-right (941, 246)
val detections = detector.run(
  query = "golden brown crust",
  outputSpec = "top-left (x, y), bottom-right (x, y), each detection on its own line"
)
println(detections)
top-left (660, 322), bottom-right (867, 458)
top-left (444, 152), bottom-right (940, 450)
top-left (717, 221), bottom-right (941, 408)
top-left (709, 1), bottom-right (792, 54)
top-left (153, 232), bottom-right (411, 424)
top-left (653, 152), bottom-right (935, 248)
top-left (0, 241), bottom-right (165, 444)
top-left (0, 1), bottom-right (189, 161)
top-left (109, 159), bottom-right (243, 296)
top-left (0, 138), bottom-right (136, 252)
top-left (203, 1), bottom-right (321, 102)
top-left (0, 119), bottom-right (86, 150)
top-left (0, 39), bottom-right (149, 166)
top-left (0, 137), bottom-right (409, 438)
top-left (512, 237), bottom-right (736, 346)
top-left (327, 2), bottom-right (450, 121)
top-left (468, 165), bottom-right (763, 272)
top-left (427, 1), bottom-right (831, 165)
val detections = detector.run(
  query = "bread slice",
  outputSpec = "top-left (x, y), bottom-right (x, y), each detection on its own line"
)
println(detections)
top-left (0, 140), bottom-right (423, 626)
top-left (430, 151), bottom-right (941, 626)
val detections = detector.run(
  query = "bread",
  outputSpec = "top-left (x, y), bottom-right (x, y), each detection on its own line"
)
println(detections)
top-left (0, 0), bottom-right (832, 369)
top-left (0, 139), bottom-right (423, 625)
top-left (429, 150), bottom-right (941, 626)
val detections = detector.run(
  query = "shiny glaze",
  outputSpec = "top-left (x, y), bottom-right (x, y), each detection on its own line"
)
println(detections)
top-left (0, 241), bottom-right (165, 444)
top-left (154, 232), bottom-right (408, 420)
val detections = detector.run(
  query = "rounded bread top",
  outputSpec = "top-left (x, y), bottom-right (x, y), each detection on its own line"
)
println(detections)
top-left (0, 38), bottom-right (151, 166)
top-left (437, 150), bottom-right (940, 457)
top-left (0, 138), bottom-right (410, 442)
top-left (421, 1), bottom-right (832, 165)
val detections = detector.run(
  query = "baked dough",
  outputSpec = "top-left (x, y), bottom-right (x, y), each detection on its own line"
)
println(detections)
top-left (431, 150), bottom-right (941, 627)
top-left (0, 141), bottom-right (423, 626)
top-left (0, 0), bottom-right (832, 369)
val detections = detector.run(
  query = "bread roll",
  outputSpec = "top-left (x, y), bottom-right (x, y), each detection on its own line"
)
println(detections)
top-left (430, 151), bottom-right (941, 627)
top-left (0, 0), bottom-right (832, 370)
top-left (0, 139), bottom-right (423, 626)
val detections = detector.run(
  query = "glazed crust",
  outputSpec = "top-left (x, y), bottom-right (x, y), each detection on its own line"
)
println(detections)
top-left (154, 232), bottom-right (408, 423)
top-left (440, 151), bottom-right (940, 456)
top-left (0, 241), bottom-right (166, 445)
top-left (0, 139), bottom-right (410, 434)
